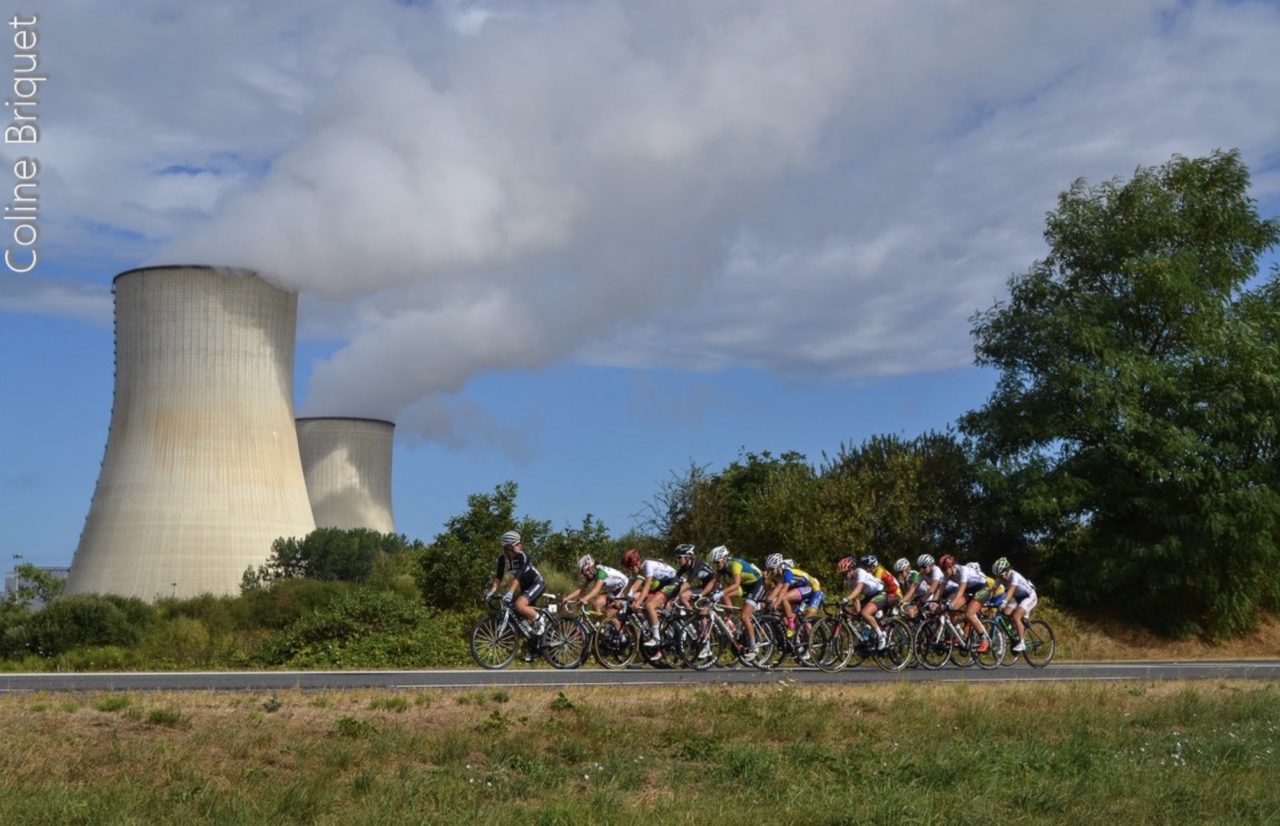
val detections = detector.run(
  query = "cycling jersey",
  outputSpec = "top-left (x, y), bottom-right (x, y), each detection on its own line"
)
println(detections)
top-left (1005, 570), bottom-right (1036, 600)
top-left (782, 566), bottom-right (822, 594)
top-left (495, 549), bottom-right (545, 601)
top-left (874, 566), bottom-right (900, 596)
top-left (850, 568), bottom-right (883, 596)
top-left (591, 563), bottom-right (630, 596)
top-left (639, 559), bottom-right (679, 587)
top-left (676, 560), bottom-right (717, 588)
top-left (723, 557), bottom-right (762, 585)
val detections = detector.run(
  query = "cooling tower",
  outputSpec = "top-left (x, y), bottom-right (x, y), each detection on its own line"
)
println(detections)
top-left (296, 417), bottom-right (396, 533)
top-left (67, 266), bottom-right (317, 600)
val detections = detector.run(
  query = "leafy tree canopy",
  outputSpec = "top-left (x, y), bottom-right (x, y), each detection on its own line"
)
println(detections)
top-left (962, 149), bottom-right (1280, 636)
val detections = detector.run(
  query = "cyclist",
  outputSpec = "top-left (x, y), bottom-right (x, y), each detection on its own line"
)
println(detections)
top-left (764, 553), bottom-right (824, 639)
top-left (941, 555), bottom-right (991, 653)
top-left (892, 557), bottom-right (924, 619)
top-left (673, 544), bottom-right (717, 610)
top-left (705, 545), bottom-right (765, 662)
top-left (484, 530), bottom-right (546, 637)
top-left (621, 548), bottom-right (680, 649)
top-left (992, 557), bottom-right (1037, 653)
top-left (837, 554), bottom-right (895, 650)
top-left (563, 554), bottom-right (630, 614)
top-left (912, 553), bottom-right (947, 607)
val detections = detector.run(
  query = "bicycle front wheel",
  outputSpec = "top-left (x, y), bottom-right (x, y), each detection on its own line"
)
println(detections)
top-left (593, 619), bottom-right (637, 669)
top-left (914, 616), bottom-right (951, 670)
top-left (974, 619), bottom-right (1006, 670)
top-left (874, 617), bottom-right (913, 673)
top-left (542, 615), bottom-right (589, 669)
top-left (1023, 619), bottom-right (1056, 668)
top-left (469, 615), bottom-right (517, 670)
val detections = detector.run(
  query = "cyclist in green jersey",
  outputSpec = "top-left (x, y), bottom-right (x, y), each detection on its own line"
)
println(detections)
top-left (705, 545), bottom-right (765, 662)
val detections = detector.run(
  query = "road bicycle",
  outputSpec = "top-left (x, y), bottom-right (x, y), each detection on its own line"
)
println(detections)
top-left (913, 602), bottom-right (1004, 670)
top-left (676, 597), bottom-right (772, 670)
top-left (993, 611), bottom-right (1056, 667)
top-left (811, 601), bottom-right (912, 673)
top-left (468, 594), bottom-right (588, 670)
top-left (756, 604), bottom-right (819, 668)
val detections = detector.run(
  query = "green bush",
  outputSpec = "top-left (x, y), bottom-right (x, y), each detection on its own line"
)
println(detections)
top-left (240, 579), bottom-right (351, 629)
top-left (135, 618), bottom-right (217, 668)
top-left (256, 588), bottom-right (469, 668)
top-left (24, 595), bottom-right (155, 656)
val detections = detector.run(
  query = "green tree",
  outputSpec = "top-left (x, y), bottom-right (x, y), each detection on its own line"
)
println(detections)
top-left (962, 150), bottom-right (1280, 636)
top-left (248, 528), bottom-right (424, 587)
top-left (416, 482), bottom-right (550, 610)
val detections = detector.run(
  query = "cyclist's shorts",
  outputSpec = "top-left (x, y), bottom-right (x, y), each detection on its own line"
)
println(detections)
top-left (522, 576), bottom-right (547, 605)
top-left (658, 582), bottom-right (680, 600)
top-left (868, 592), bottom-right (889, 608)
top-left (743, 581), bottom-right (767, 607)
top-left (965, 582), bottom-right (986, 601)
top-left (1013, 592), bottom-right (1038, 616)
top-left (802, 590), bottom-right (824, 611)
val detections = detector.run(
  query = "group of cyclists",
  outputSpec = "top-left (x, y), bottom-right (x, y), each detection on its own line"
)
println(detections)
top-left (482, 530), bottom-right (1040, 663)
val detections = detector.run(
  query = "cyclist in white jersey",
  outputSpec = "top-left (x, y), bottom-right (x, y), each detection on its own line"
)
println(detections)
top-left (992, 557), bottom-right (1037, 652)
top-left (564, 554), bottom-right (630, 613)
top-left (941, 555), bottom-right (991, 652)
top-left (621, 548), bottom-right (679, 647)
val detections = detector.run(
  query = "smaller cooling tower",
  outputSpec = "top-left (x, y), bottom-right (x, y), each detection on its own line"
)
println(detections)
top-left (295, 418), bottom-right (396, 533)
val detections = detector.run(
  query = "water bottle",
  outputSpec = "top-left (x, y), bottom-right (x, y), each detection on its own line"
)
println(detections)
top-left (860, 625), bottom-right (872, 643)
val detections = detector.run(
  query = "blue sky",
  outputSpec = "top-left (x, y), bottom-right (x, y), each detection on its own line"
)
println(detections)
top-left (3, 1), bottom-right (1280, 567)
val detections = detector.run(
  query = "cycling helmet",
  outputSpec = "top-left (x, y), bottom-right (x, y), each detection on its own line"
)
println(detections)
top-left (577, 554), bottom-right (595, 574)
top-left (966, 561), bottom-right (982, 573)
top-left (783, 558), bottom-right (795, 568)
top-left (674, 543), bottom-right (696, 558)
top-left (836, 556), bottom-right (854, 573)
top-left (622, 548), bottom-right (642, 569)
top-left (765, 553), bottom-right (784, 570)
top-left (709, 545), bottom-right (729, 563)
top-left (917, 553), bottom-right (935, 569)
top-left (858, 554), bottom-right (878, 570)
top-left (893, 557), bottom-right (910, 574)
top-left (992, 557), bottom-right (1010, 575)
top-left (500, 530), bottom-right (521, 548)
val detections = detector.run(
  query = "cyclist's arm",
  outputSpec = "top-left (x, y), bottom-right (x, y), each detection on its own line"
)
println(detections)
top-left (721, 571), bottom-right (743, 600)
top-left (845, 581), bottom-right (864, 604)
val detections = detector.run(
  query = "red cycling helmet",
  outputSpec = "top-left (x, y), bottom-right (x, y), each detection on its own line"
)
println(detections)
top-left (835, 556), bottom-right (854, 573)
top-left (622, 548), bottom-right (641, 569)
top-left (938, 554), bottom-right (956, 570)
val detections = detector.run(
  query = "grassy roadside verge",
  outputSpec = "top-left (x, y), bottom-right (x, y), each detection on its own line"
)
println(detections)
top-left (2, 681), bottom-right (1277, 824)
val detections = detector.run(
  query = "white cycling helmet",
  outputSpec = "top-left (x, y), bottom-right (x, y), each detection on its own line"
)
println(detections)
top-left (783, 558), bottom-right (795, 568)
top-left (577, 554), bottom-right (595, 573)
top-left (500, 530), bottom-right (521, 548)
top-left (992, 557), bottom-right (1011, 575)
top-left (765, 553), bottom-right (784, 570)
top-left (917, 553), bottom-right (935, 569)
top-left (709, 545), bottom-right (729, 563)
top-left (966, 561), bottom-right (983, 573)
top-left (893, 557), bottom-right (911, 574)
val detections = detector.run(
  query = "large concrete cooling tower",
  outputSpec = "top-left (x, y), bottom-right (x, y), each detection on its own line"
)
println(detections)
top-left (67, 266), bottom-right (316, 600)
top-left (296, 417), bottom-right (396, 533)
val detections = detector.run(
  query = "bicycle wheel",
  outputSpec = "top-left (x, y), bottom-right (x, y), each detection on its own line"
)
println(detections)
top-left (807, 618), bottom-right (842, 672)
top-left (1022, 619), bottom-right (1056, 668)
top-left (738, 615), bottom-right (772, 670)
top-left (974, 619), bottom-right (1006, 670)
top-left (469, 615), bottom-right (517, 669)
top-left (676, 617), bottom-right (721, 670)
top-left (759, 616), bottom-right (788, 669)
top-left (914, 617), bottom-right (951, 670)
top-left (542, 615), bottom-right (588, 669)
top-left (593, 618), bottom-right (637, 669)
top-left (875, 617), bottom-right (913, 673)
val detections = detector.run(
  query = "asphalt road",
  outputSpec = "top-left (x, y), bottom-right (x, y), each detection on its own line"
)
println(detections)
top-left (3, 660), bottom-right (1278, 692)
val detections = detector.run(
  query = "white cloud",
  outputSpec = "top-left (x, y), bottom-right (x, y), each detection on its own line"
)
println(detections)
top-left (15, 0), bottom-right (1280, 446)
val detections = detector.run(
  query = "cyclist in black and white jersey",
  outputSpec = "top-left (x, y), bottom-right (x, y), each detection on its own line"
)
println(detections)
top-left (672, 544), bottom-right (716, 610)
top-left (484, 530), bottom-right (546, 636)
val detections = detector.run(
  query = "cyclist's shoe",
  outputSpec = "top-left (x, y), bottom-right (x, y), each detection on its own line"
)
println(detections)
top-left (741, 647), bottom-right (757, 663)
top-left (642, 632), bottom-right (660, 649)
top-left (874, 632), bottom-right (887, 651)
top-left (533, 618), bottom-right (547, 637)
top-left (1012, 639), bottom-right (1026, 653)
top-left (975, 639), bottom-right (990, 654)
top-left (698, 642), bottom-right (713, 660)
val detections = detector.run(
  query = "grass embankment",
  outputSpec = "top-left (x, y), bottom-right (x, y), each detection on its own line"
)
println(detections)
top-left (1, 682), bottom-right (1277, 824)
